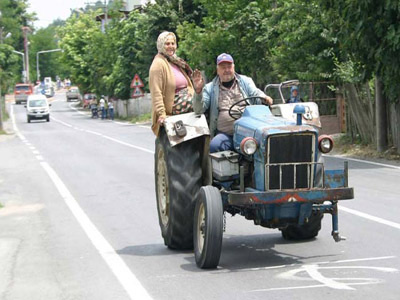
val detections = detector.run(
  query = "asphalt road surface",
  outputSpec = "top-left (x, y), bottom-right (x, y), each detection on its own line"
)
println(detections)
top-left (1, 91), bottom-right (399, 300)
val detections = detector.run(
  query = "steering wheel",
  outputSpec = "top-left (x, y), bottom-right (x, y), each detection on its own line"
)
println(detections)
top-left (228, 96), bottom-right (266, 120)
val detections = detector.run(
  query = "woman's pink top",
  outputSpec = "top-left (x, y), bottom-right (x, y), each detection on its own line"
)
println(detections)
top-left (169, 62), bottom-right (188, 91)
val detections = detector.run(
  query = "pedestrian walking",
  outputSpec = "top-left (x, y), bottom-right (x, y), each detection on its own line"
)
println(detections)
top-left (108, 98), bottom-right (114, 120)
top-left (99, 96), bottom-right (106, 120)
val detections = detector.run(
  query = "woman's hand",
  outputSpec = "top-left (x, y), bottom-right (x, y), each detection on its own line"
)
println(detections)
top-left (193, 69), bottom-right (205, 94)
top-left (157, 115), bottom-right (166, 125)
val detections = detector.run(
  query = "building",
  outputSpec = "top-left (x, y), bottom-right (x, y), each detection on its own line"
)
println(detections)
top-left (123, 0), bottom-right (151, 11)
top-left (96, 0), bottom-right (153, 32)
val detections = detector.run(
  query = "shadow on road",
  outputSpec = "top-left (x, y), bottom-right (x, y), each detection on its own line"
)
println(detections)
top-left (117, 233), bottom-right (339, 272)
top-left (116, 243), bottom-right (192, 257)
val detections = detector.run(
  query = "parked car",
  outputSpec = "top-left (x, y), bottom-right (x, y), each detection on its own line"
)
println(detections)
top-left (25, 94), bottom-right (51, 123)
top-left (14, 83), bottom-right (33, 105)
top-left (83, 93), bottom-right (96, 109)
top-left (66, 86), bottom-right (81, 102)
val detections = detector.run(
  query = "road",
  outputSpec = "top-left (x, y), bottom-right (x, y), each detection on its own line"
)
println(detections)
top-left (0, 91), bottom-right (399, 300)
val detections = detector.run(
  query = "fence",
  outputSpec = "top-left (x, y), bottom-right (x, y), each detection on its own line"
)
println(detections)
top-left (114, 93), bottom-right (151, 119)
top-left (268, 81), bottom-right (346, 134)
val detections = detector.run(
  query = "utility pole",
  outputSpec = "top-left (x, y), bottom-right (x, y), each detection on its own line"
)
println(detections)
top-left (85, 0), bottom-right (108, 32)
top-left (12, 50), bottom-right (26, 83)
top-left (104, 0), bottom-right (108, 25)
top-left (22, 26), bottom-right (31, 83)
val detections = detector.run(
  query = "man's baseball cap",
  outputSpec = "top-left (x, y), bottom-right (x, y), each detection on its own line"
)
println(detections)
top-left (217, 53), bottom-right (234, 65)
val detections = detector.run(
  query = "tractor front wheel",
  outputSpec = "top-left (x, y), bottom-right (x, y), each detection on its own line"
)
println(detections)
top-left (194, 186), bottom-right (223, 269)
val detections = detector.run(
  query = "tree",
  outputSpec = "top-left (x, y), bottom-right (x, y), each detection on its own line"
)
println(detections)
top-left (0, 0), bottom-right (35, 84)
top-left (106, 0), bottom-right (204, 99)
top-left (30, 22), bottom-right (66, 81)
top-left (178, 0), bottom-right (338, 86)
top-left (316, 0), bottom-right (400, 152)
top-left (0, 44), bottom-right (18, 130)
top-left (58, 11), bottom-right (105, 93)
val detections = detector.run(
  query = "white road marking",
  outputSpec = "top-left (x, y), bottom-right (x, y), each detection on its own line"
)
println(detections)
top-left (68, 103), bottom-right (87, 115)
top-left (114, 121), bottom-right (133, 126)
top-left (249, 256), bottom-right (398, 292)
top-left (68, 102), bottom-right (151, 128)
top-left (10, 104), bottom-right (153, 300)
top-left (40, 162), bottom-right (153, 300)
top-left (326, 154), bottom-right (400, 170)
top-left (101, 135), bottom-right (154, 154)
top-left (340, 206), bottom-right (400, 230)
top-left (51, 116), bottom-right (154, 154)
top-left (303, 264), bottom-right (355, 290)
top-left (51, 116), bottom-right (73, 128)
top-left (320, 256), bottom-right (396, 265)
top-left (85, 129), bottom-right (102, 136)
top-left (139, 125), bottom-right (151, 129)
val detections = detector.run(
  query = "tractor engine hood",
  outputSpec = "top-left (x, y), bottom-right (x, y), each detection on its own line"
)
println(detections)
top-left (233, 105), bottom-right (318, 156)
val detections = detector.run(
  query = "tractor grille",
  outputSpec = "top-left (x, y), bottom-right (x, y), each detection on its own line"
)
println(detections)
top-left (266, 133), bottom-right (315, 190)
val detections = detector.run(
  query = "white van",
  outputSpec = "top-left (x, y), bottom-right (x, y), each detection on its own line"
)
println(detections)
top-left (25, 94), bottom-right (51, 123)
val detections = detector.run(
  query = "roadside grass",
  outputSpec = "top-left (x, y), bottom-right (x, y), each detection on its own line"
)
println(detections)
top-left (118, 113), bottom-right (151, 124)
top-left (0, 202), bottom-right (3, 209)
top-left (332, 134), bottom-right (400, 161)
top-left (1, 96), bottom-right (10, 133)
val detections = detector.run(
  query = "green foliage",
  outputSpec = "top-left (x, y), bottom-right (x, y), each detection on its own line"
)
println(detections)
top-left (106, 0), bottom-right (204, 99)
top-left (0, 0), bottom-right (35, 85)
top-left (30, 24), bottom-right (66, 81)
top-left (178, 0), bottom-right (338, 87)
top-left (178, 1), bottom-right (271, 85)
top-left (0, 0), bottom-right (34, 48)
top-left (0, 44), bottom-right (19, 89)
top-left (316, 0), bottom-right (400, 101)
top-left (265, 1), bottom-right (338, 82)
top-left (58, 11), bottom-right (105, 93)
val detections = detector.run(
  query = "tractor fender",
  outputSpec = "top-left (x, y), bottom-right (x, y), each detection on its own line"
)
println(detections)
top-left (164, 112), bottom-right (210, 147)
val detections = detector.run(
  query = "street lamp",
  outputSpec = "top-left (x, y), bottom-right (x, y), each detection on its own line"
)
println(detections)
top-left (12, 50), bottom-right (26, 83)
top-left (36, 48), bottom-right (62, 82)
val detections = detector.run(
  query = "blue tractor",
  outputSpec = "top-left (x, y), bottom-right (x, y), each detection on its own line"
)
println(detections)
top-left (155, 80), bottom-right (354, 269)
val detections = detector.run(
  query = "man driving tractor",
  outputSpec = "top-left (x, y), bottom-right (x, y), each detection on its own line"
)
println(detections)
top-left (193, 53), bottom-right (273, 152)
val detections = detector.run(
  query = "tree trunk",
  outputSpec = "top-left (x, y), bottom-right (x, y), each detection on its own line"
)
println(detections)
top-left (375, 76), bottom-right (388, 152)
top-left (389, 101), bottom-right (400, 154)
top-left (0, 84), bottom-right (3, 131)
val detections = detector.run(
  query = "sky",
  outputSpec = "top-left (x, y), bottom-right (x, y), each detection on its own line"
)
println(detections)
top-left (27, 0), bottom-right (91, 29)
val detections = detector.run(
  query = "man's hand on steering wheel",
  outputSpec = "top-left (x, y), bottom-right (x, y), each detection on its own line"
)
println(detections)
top-left (228, 95), bottom-right (274, 120)
top-left (262, 95), bottom-right (273, 106)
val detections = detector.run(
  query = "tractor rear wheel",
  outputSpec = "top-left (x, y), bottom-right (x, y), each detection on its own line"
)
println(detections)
top-left (281, 212), bottom-right (323, 240)
top-left (194, 186), bottom-right (223, 269)
top-left (155, 128), bottom-right (202, 250)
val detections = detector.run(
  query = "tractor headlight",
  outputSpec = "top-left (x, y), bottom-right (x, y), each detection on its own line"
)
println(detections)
top-left (318, 135), bottom-right (334, 153)
top-left (240, 137), bottom-right (258, 155)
